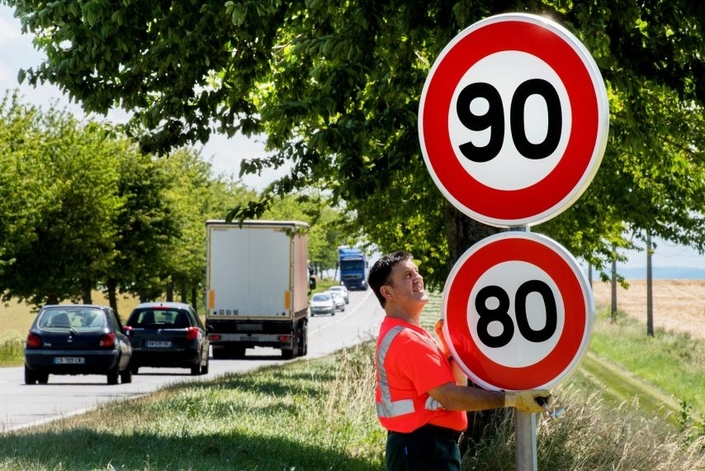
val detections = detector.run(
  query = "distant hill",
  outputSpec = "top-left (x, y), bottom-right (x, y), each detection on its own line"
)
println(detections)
top-left (614, 266), bottom-right (705, 280)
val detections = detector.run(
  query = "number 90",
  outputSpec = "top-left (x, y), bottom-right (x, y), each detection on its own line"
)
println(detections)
top-left (456, 79), bottom-right (562, 163)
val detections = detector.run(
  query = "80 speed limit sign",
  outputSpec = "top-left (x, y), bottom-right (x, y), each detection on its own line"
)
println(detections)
top-left (441, 231), bottom-right (594, 391)
top-left (419, 13), bottom-right (609, 227)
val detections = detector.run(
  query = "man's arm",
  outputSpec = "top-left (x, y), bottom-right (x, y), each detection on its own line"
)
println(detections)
top-left (428, 382), bottom-right (505, 412)
top-left (428, 383), bottom-right (549, 413)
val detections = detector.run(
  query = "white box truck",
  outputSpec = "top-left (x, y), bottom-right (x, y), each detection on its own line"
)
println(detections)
top-left (205, 220), bottom-right (310, 359)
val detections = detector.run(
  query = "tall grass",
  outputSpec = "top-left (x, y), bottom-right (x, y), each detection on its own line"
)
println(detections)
top-left (589, 309), bottom-right (705, 418)
top-left (0, 342), bottom-right (386, 470)
top-left (1, 339), bottom-right (704, 470)
top-left (0, 335), bottom-right (24, 366)
top-left (1, 291), bottom-right (705, 470)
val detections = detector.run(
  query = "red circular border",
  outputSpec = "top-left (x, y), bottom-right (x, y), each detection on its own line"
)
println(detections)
top-left (420, 18), bottom-right (600, 224)
top-left (443, 234), bottom-right (589, 390)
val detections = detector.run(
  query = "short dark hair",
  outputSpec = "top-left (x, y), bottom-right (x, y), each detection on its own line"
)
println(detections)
top-left (368, 251), bottom-right (413, 308)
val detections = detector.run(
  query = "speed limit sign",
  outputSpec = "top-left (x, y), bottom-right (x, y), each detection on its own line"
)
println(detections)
top-left (419, 13), bottom-right (609, 227)
top-left (441, 231), bottom-right (594, 390)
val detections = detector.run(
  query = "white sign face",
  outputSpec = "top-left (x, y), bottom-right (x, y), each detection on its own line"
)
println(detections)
top-left (441, 232), bottom-right (594, 390)
top-left (419, 13), bottom-right (609, 227)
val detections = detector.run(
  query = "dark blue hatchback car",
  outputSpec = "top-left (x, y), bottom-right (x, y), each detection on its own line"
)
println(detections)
top-left (124, 302), bottom-right (209, 376)
top-left (24, 304), bottom-right (133, 385)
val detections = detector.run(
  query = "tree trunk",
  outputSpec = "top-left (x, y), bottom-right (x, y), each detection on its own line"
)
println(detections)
top-left (443, 203), bottom-right (501, 268)
top-left (442, 203), bottom-right (504, 455)
top-left (166, 280), bottom-right (174, 302)
top-left (611, 247), bottom-right (618, 321)
top-left (646, 232), bottom-right (654, 337)
top-left (191, 286), bottom-right (198, 314)
top-left (106, 278), bottom-right (119, 316)
top-left (81, 278), bottom-right (92, 304)
top-left (180, 278), bottom-right (187, 303)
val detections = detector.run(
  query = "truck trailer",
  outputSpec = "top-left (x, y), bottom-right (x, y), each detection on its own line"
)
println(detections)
top-left (205, 220), bottom-right (309, 359)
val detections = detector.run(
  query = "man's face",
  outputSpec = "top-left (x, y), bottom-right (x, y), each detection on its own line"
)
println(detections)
top-left (385, 258), bottom-right (428, 309)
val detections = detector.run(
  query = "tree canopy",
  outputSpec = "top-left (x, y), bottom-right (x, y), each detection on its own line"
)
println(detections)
top-left (0, 92), bottom-right (258, 310)
top-left (8, 0), bottom-right (705, 285)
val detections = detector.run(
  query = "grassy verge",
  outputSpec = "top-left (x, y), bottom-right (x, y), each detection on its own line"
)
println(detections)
top-left (0, 292), bottom-right (704, 470)
top-left (578, 308), bottom-right (705, 428)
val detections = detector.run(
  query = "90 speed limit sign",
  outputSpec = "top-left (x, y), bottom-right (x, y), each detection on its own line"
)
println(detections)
top-left (441, 231), bottom-right (594, 391)
top-left (419, 13), bottom-right (609, 227)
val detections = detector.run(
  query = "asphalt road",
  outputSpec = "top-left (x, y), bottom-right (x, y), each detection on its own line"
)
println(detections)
top-left (0, 289), bottom-right (384, 433)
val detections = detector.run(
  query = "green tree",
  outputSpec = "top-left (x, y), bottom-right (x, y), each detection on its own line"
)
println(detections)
top-left (263, 190), bottom-right (345, 275)
top-left (0, 91), bottom-right (49, 285)
top-left (9, 0), bottom-right (705, 284)
top-left (159, 148), bottom-right (257, 309)
top-left (102, 139), bottom-right (178, 311)
top-left (0, 97), bottom-right (123, 306)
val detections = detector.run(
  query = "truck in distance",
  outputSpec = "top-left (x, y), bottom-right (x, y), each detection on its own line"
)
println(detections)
top-left (337, 246), bottom-right (368, 290)
top-left (205, 220), bottom-right (310, 360)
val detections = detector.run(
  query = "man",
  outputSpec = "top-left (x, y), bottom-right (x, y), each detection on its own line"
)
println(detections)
top-left (369, 250), bottom-right (549, 471)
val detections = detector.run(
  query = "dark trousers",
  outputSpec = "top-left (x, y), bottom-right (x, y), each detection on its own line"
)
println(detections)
top-left (386, 424), bottom-right (462, 471)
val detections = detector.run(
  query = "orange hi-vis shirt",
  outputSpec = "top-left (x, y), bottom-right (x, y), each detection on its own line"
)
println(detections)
top-left (375, 317), bottom-right (468, 433)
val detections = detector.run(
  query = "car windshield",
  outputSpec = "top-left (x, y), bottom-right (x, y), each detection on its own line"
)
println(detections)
top-left (37, 308), bottom-right (106, 332)
top-left (127, 308), bottom-right (191, 329)
top-left (312, 294), bottom-right (330, 302)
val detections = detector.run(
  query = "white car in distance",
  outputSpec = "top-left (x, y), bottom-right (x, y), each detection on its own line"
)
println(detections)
top-left (328, 285), bottom-right (349, 304)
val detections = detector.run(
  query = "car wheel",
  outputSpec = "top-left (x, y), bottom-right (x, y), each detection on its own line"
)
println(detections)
top-left (190, 364), bottom-right (200, 375)
top-left (120, 366), bottom-right (132, 384)
top-left (24, 366), bottom-right (37, 385)
top-left (37, 372), bottom-right (49, 384)
top-left (107, 363), bottom-right (119, 385)
top-left (131, 365), bottom-right (139, 375)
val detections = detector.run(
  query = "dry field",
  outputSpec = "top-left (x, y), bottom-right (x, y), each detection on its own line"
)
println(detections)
top-left (591, 279), bottom-right (705, 340)
top-left (0, 292), bottom-right (140, 340)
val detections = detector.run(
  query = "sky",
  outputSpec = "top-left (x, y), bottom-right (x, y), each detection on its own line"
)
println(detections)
top-left (2, 5), bottom-right (705, 270)
top-left (0, 6), bottom-right (287, 191)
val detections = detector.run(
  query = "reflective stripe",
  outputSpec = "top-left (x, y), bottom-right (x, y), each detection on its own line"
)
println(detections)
top-left (376, 326), bottom-right (415, 417)
top-left (425, 395), bottom-right (443, 411)
top-left (377, 325), bottom-right (446, 418)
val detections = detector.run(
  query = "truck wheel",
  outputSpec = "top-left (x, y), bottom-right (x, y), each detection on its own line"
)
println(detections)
top-left (297, 323), bottom-right (308, 357)
top-left (282, 349), bottom-right (294, 360)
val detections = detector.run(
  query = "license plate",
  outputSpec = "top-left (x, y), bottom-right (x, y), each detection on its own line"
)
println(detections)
top-left (146, 341), bottom-right (172, 348)
top-left (54, 357), bottom-right (85, 364)
top-left (242, 336), bottom-right (258, 341)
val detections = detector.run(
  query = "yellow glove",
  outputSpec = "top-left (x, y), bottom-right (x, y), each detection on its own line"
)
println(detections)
top-left (504, 390), bottom-right (551, 413)
top-left (434, 319), bottom-right (450, 357)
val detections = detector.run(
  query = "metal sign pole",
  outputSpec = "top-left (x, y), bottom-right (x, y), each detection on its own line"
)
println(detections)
top-left (510, 225), bottom-right (537, 471)
top-left (515, 410), bottom-right (538, 471)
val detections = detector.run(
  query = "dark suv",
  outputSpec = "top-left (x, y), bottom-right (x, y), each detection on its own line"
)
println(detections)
top-left (124, 302), bottom-right (209, 375)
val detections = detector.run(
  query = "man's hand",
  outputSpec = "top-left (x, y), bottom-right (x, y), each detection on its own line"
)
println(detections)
top-left (504, 390), bottom-right (551, 413)
top-left (434, 319), bottom-right (450, 357)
